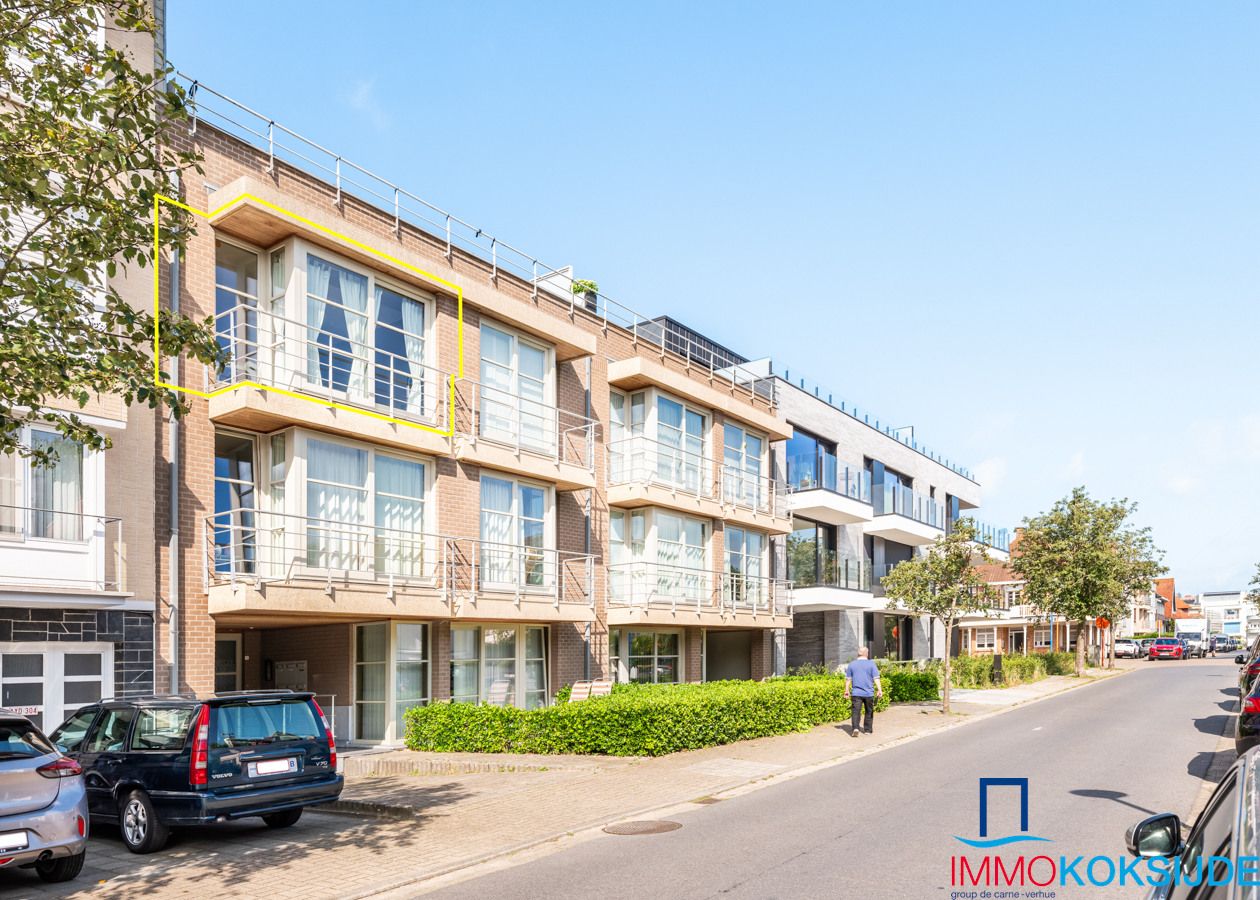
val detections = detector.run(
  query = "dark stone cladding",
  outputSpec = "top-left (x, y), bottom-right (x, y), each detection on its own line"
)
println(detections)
top-left (0, 606), bottom-right (154, 698)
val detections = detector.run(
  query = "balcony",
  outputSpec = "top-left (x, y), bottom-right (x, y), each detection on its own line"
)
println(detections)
top-left (211, 304), bottom-right (597, 488)
top-left (0, 505), bottom-right (127, 598)
top-left (605, 562), bottom-right (793, 628)
top-left (965, 520), bottom-right (1011, 560)
top-left (863, 483), bottom-right (945, 545)
top-left (787, 464), bottom-right (872, 525)
top-left (203, 510), bottom-right (596, 624)
top-left (788, 555), bottom-right (875, 611)
top-left (606, 437), bottom-right (790, 532)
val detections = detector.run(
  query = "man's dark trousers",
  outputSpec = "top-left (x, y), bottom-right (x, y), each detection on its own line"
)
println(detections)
top-left (852, 695), bottom-right (875, 733)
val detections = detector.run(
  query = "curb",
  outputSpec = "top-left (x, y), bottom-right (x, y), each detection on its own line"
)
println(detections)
top-left (355, 662), bottom-right (1141, 898)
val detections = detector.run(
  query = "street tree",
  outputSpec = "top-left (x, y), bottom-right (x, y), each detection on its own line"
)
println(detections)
top-left (881, 518), bottom-right (998, 714)
top-left (1012, 487), bottom-right (1164, 677)
top-left (0, 0), bottom-right (221, 465)
top-left (1246, 563), bottom-right (1260, 620)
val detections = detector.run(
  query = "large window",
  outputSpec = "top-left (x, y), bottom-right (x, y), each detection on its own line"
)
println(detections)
top-left (450, 625), bottom-right (548, 709)
top-left (355, 623), bottom-right (388, 741)
top-left (974, 628), bottom-right (996, 651)
top-left (725, 526), bottom-right (766, 607)
top-left (394, 623), bottom-right (429, 735)
top-left (374, 285), bottom-right (426, 414)
top-left (722, 423), bottom-right (765, 509)
top-left (28, 430), bottom-right (83, 541)
top-left (215, 241), bottom-right (260, 382)
top-left (480, 323), bottom-right (553, 453)
top-left (787, 519), bottom-right (836, 587)
top-left (657, 511), bottom-right (707, 602)
top-left (616, 631), bottom-right (680, 684)
top-left (656, 396), bottom-right (706, 492)
top-left (213, 432), bottom-right (256, 574)
top-left (785, 428), bottom-right (836, 492)
top-left (480, 475), bottom-right (548, 589)
top-left (1034, 628), bottom-right (1051, 649)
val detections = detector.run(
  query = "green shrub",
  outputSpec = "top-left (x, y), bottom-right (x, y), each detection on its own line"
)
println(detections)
top-left (882, 668), bottom-right (940, 702)
top-left (1041, 651), bottom-right (1076, 675)
top-left (947, 654), bottom-right (996, 689)
top-left (404, 678), bottom-right (885, 756)
top-left (998, 654), bottom-right (1045, 685)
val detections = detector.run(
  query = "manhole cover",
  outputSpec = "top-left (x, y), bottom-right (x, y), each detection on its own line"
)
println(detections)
top-left (603, 820), bottom-right (683, 836)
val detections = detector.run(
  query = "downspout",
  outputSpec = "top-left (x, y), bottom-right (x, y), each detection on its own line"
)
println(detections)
top-left (583, 356), bottom-right (592, 682)
top-left (167, 172), bottom-right (181, 695)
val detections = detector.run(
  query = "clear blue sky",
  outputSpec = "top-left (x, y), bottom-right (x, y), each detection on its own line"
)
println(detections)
top-left (169, 1), bottom-right (1260, 595)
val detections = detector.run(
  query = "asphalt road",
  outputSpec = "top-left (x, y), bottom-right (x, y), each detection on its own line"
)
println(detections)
top-left (431, 658), bottom-right (1239, 900)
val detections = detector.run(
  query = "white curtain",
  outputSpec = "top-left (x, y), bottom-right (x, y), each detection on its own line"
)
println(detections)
top-left (31, 433), bottom-right (82, 540)
top-left (480, 325), bottom-right (514, 442)
top-left (516, 343), bottom-right (550, 453)
top-left (374, 456), bottom-right (425, 576)
top-left (479, 476), bottom-right (514, 584)
top-left (338, 267), bottom-right (369, 400)
top-left (399, 295), bottom-right (425, 415)
top-left (0, 451), bottom-right (15, 534)
top-left (306, 439), bottom-right (367, 570)
top-left (305, 256), bottom-right (333, 389)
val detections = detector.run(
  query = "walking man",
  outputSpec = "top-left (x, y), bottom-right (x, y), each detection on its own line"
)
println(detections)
top-left (845, 647), bottom-right (883, 737)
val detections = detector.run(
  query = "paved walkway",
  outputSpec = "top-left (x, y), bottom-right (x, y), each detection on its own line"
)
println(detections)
top-left (2, 663), bottom-right (1137, 900)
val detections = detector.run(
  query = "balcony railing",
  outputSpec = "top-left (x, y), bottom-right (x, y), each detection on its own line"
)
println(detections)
top-left (719, 464), bottom-right (789, 518)
top-left (0, 505), bottom-right (125, 592)
top-left (607, 561), bottom-right (792, 616)
top-left (176, 74), bottom-right (777, 408)
top-left (214, 303), bottom-right (596, 468)
top-left (204, 509), bottom-right (595, 608)
top-left (788, 461), bottom-right (871, 503)
top-left (456, 378), bottom-right (596, 471)
top-left (967, 520), bottom-right (1011, 553)
top-left (790, 554), bottom-right (871, 592)
top-left (607, 435), bottom-right (713, 498)
top-left (874, 482), bottom-right (944, 529)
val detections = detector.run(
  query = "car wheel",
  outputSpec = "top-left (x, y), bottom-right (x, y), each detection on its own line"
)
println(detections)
top-left (120, 789), bottom-right (170, 854)
top-left (35, 850), bottom-right (85, 883)
top-left (262, 808), bottom-right (303, 828)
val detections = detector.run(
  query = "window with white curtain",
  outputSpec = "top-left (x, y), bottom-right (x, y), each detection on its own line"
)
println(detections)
top-left (722, 424), bottom-right (765, 510)
top-left (306, 254), bottom-right (369, 398)
top-left (479, 323), bottom-right (553, 454)
top-left (974, 628), bottom-right (996, 650)
top-left (374, 285), bottom-right (426, 415)
top-left (724, 526), bottom-right (766, 608)
top-left (479, 475), bottom-right (548, 589)
top-left (450, 624), bottom-right (549, 708)
top-left (303, 436), bottom-right (428, 578)
top-left (1034, 628), bottom-right (1052, 649)
top-left (609, 509), bottom-right (646, 604)
top-left (656, 396), bottom-right (706, 492)
top-left (657, 511), bottom-right (706, 602)
top-left (0, 451), bottom-right (15, 535)
top-left (28, 430), bottom-right (83, 541)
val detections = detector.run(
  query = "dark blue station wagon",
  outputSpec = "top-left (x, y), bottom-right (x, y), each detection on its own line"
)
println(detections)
top-left (49, 690), bottom-right (343, 853)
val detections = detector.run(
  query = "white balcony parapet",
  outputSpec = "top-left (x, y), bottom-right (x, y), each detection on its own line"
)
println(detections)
top-left (0, 505), bottom-right (125, 593)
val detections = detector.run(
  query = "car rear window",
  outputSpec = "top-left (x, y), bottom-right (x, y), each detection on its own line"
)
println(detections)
top-left (1155, 639), bottom-right (1178, 645)
top-left (131, 708), bottom-right (196, 752)
top-left (0, 720), bottom-right (54, 760)
top-left (212, 700), bottom-right (321, 750)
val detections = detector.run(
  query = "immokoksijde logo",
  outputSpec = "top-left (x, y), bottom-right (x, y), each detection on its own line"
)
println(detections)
top-left (954, 778), bottom-right (1052, 848)
top-left (948, 776), bottom-right (1260, 893)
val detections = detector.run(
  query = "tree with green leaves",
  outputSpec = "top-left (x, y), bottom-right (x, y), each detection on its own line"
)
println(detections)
top-left (1246, 564), bottom-right (1260, 620)
top-left (881, 518), bottom-right (998, 714)
top-left (1012, 487), bottom-right (1164, 677)
top-left (0, 0), bottom-right (221, 464)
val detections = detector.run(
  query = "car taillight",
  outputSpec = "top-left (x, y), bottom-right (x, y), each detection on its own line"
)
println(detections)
top-left (189, 704), bottom-right (210, 787)
top-left (1248, 662), bottom-right (1260, 676)
top-left (1245, 697), bottom-right (1260, 715)
top-left (76, 815), bottom-right (85, 837)
top-left (36, 757), bottom-right (82, 778)
top-left (313, 699), bottom-right (336, 770)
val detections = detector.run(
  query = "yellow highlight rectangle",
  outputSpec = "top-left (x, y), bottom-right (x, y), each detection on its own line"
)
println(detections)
top-left (151, 192), bottom-right (464, 439)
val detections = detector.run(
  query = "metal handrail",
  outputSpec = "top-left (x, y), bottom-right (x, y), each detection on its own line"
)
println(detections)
top-left (0, 504), bottom-right (125, 591)
top-left (606, 561), bottom-right (791, 616)
top-left (174, 73), bottom-right (777, 408)
top-left (875, 482), bottom-right (945, 529)
top-left (790, 554), bottom-right (871, 592)
top-left (718, 463), bottom-right (789, 518)
top-left (607, 435), bottom-right (713, 498)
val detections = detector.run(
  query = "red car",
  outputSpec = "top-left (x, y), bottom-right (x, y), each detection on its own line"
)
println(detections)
top-left (1149, 637), bottom-right (1185, 660)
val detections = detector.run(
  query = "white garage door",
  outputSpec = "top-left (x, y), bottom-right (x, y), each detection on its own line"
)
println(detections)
top-left (0, 642), bottom-right (114, 733)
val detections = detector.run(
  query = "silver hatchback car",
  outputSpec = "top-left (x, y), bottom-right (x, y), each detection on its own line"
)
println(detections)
top-left (0, 712), bottom-right (89, 883)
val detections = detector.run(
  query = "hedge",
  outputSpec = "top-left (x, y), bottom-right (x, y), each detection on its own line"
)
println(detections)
top-left (403, 678), bottom-right (889, 756)
top-left (779, 666), bottom-right (941, 703)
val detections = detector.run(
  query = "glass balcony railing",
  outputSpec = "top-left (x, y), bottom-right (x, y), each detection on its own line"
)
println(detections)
top-left (874, 482), bottom-right (944, 528)
top-left (968, 520), bottom-right (1011, 553)
top-left (788, 460), bottom-right (871, 503)
top-left (788, 551), bottom-right (871, 592)
top-left (606, 561), bottom-right (792, 616)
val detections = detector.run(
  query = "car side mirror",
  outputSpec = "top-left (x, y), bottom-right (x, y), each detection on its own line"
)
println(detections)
top-left (1126, 813), bottom-right (1182, 858)
top-left (1238, 655), bottom-right (1247, 665)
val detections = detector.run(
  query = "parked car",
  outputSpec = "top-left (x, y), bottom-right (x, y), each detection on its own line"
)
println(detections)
top-left (1238, 649), bottom-right (1260, 694)
top-left (1148, 638), bottom-right (1185, 660)
top-left (1125, 745), bottom-right (1259, 898)
top-left (1178, 632), bottom-right (1207, 658)
top-left (0, 711), bottom-right (88, 883)
top-left (49, 691), bottom-right (342, 854)
top-left (1139, 638), bottom-right (1157, 654)
top-left (1114, 639), bottom-right (1143, 659)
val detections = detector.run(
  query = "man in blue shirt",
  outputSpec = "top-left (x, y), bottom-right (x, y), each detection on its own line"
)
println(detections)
top-left (844, 647), bottom-right (883, 736)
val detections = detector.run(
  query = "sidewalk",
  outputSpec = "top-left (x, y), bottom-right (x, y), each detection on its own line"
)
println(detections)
top-left (19, 662), bottom-right (1134, 900)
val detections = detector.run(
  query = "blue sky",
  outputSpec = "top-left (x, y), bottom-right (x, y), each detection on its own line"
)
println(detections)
top-left (168, 1), bottom-right (1260, 594)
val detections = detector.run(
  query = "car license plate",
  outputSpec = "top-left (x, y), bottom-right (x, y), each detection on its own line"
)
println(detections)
top-left (0, 831), bottom-right (28, 852)
top-left (249, 757), bottom-right (298, 777)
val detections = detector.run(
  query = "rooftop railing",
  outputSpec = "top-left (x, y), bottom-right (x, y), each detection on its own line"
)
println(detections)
top-left (176, 74), bottom-right (776, 407)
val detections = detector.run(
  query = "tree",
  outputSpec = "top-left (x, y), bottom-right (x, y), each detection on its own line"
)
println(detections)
top-left (1247, 564), bottom-right (1260, 620)
top-left (881, 518), bottom-right (998, 714)
top-left (1012, 487), bottom-right (1164, 677)
top-left (0, 0), bottom-right (221, 465)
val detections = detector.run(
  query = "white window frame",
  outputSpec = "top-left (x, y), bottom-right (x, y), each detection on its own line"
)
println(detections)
top-left (1033, 628), bottom-right (1052, 649)
top-left (214, 634), bottom-right (242, 693)
top-left (350, 620), bottom-right (434, 745)
top-left (478, 319), bottom-right (557, 455)
top-left (723, 525), bottom-right (769, 608)
top-left (974, 628), bottom-right (996, 651)
top-left (478, 472), bottom-right (556, 592)
top-left (721, 421), bottom-right (768, 510)
top-left (610, 628), bottom-right (684, 684)
top-left (449, 624), bottom-right (549, 709)
top-left (609, 387), bottom-right (710, 494)
top-left (0, 424), bottom-right (96, 548)
top-left (0, 642), bottom-right (113, 732)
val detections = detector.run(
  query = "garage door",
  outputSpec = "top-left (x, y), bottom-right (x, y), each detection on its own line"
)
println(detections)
top-left (0, 643), bottom-right (113, 732)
